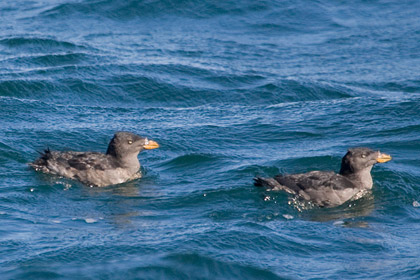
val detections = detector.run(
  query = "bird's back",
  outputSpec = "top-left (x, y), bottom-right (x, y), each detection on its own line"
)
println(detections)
top-left (255, 171), bottom-right (360, 207)
top-left (29, 149), bottom-right (138, 187)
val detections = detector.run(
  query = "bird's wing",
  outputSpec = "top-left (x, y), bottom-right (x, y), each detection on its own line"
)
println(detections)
top-left (275, 171), bottom-right (353, 191)
top-left (36, 151), bottom-right (116, 175)
top-left (59, 152), bottom-right (115, 171)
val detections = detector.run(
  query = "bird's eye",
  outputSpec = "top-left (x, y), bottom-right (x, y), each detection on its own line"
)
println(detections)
top-left (361, 154), bottom-right (366, 158)
top-left (128, 140), bottom-right (133, 144)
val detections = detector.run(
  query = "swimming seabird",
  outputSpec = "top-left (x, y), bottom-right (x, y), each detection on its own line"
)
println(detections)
top-left (29, 132), bottom-right (159, 187)
top-left (254, 147), bottom-right (392, 207)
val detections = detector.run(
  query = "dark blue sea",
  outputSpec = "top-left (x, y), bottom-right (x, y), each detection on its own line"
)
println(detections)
top-left (1, 0), bottom-right (420, 279)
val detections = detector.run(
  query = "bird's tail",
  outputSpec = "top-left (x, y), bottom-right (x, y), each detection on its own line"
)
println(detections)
top-left (29, 148), bottom-right (51, 169)
top-left (254, 177), bottom-right (281, 188)
top-left (253, 177), bottom-right (266, 187)
top-left (254, 176), bottom-right (297, 194)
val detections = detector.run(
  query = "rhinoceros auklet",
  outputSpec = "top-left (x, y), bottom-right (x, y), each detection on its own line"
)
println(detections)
top-left (254, 147), bottom-right (392, 207)
top-left (30, 132), bottom-right (159, 187)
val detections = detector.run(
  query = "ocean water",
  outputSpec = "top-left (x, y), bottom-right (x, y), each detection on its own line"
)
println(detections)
top-left (1, 0), bottom-right (420, 279)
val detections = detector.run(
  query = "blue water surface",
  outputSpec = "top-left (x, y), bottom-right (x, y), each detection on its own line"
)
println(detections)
top-left (1, 0), bottom-right (420, 279)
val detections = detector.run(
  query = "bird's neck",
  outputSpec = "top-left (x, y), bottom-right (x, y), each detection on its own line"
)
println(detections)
top-left (341, 166), bottom-right (373, 190)
top-left (113, 153), bottom-right (140, 173)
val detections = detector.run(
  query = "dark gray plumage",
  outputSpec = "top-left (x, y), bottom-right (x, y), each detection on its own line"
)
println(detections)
top-left (254, 147), bottom-right (392, 207)
top-left (29, 132), bottom-right (159, 187)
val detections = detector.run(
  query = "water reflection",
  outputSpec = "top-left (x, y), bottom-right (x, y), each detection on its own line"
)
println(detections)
top-left (85, 180), bottom-right (143, 197)
top-left (82, 180), bottom-right (160, 227)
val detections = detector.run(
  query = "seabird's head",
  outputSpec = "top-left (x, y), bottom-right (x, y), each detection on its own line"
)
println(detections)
top-left (339, 147), bottom-right (391, 175)
top-left (106, 132), bottom-right (159, 159)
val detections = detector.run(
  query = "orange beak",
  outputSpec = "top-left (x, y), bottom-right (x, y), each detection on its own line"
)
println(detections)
top-left (376, 152), bottom-right (392, 163)
top-left (143, 140), bottom-right (159, 150)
